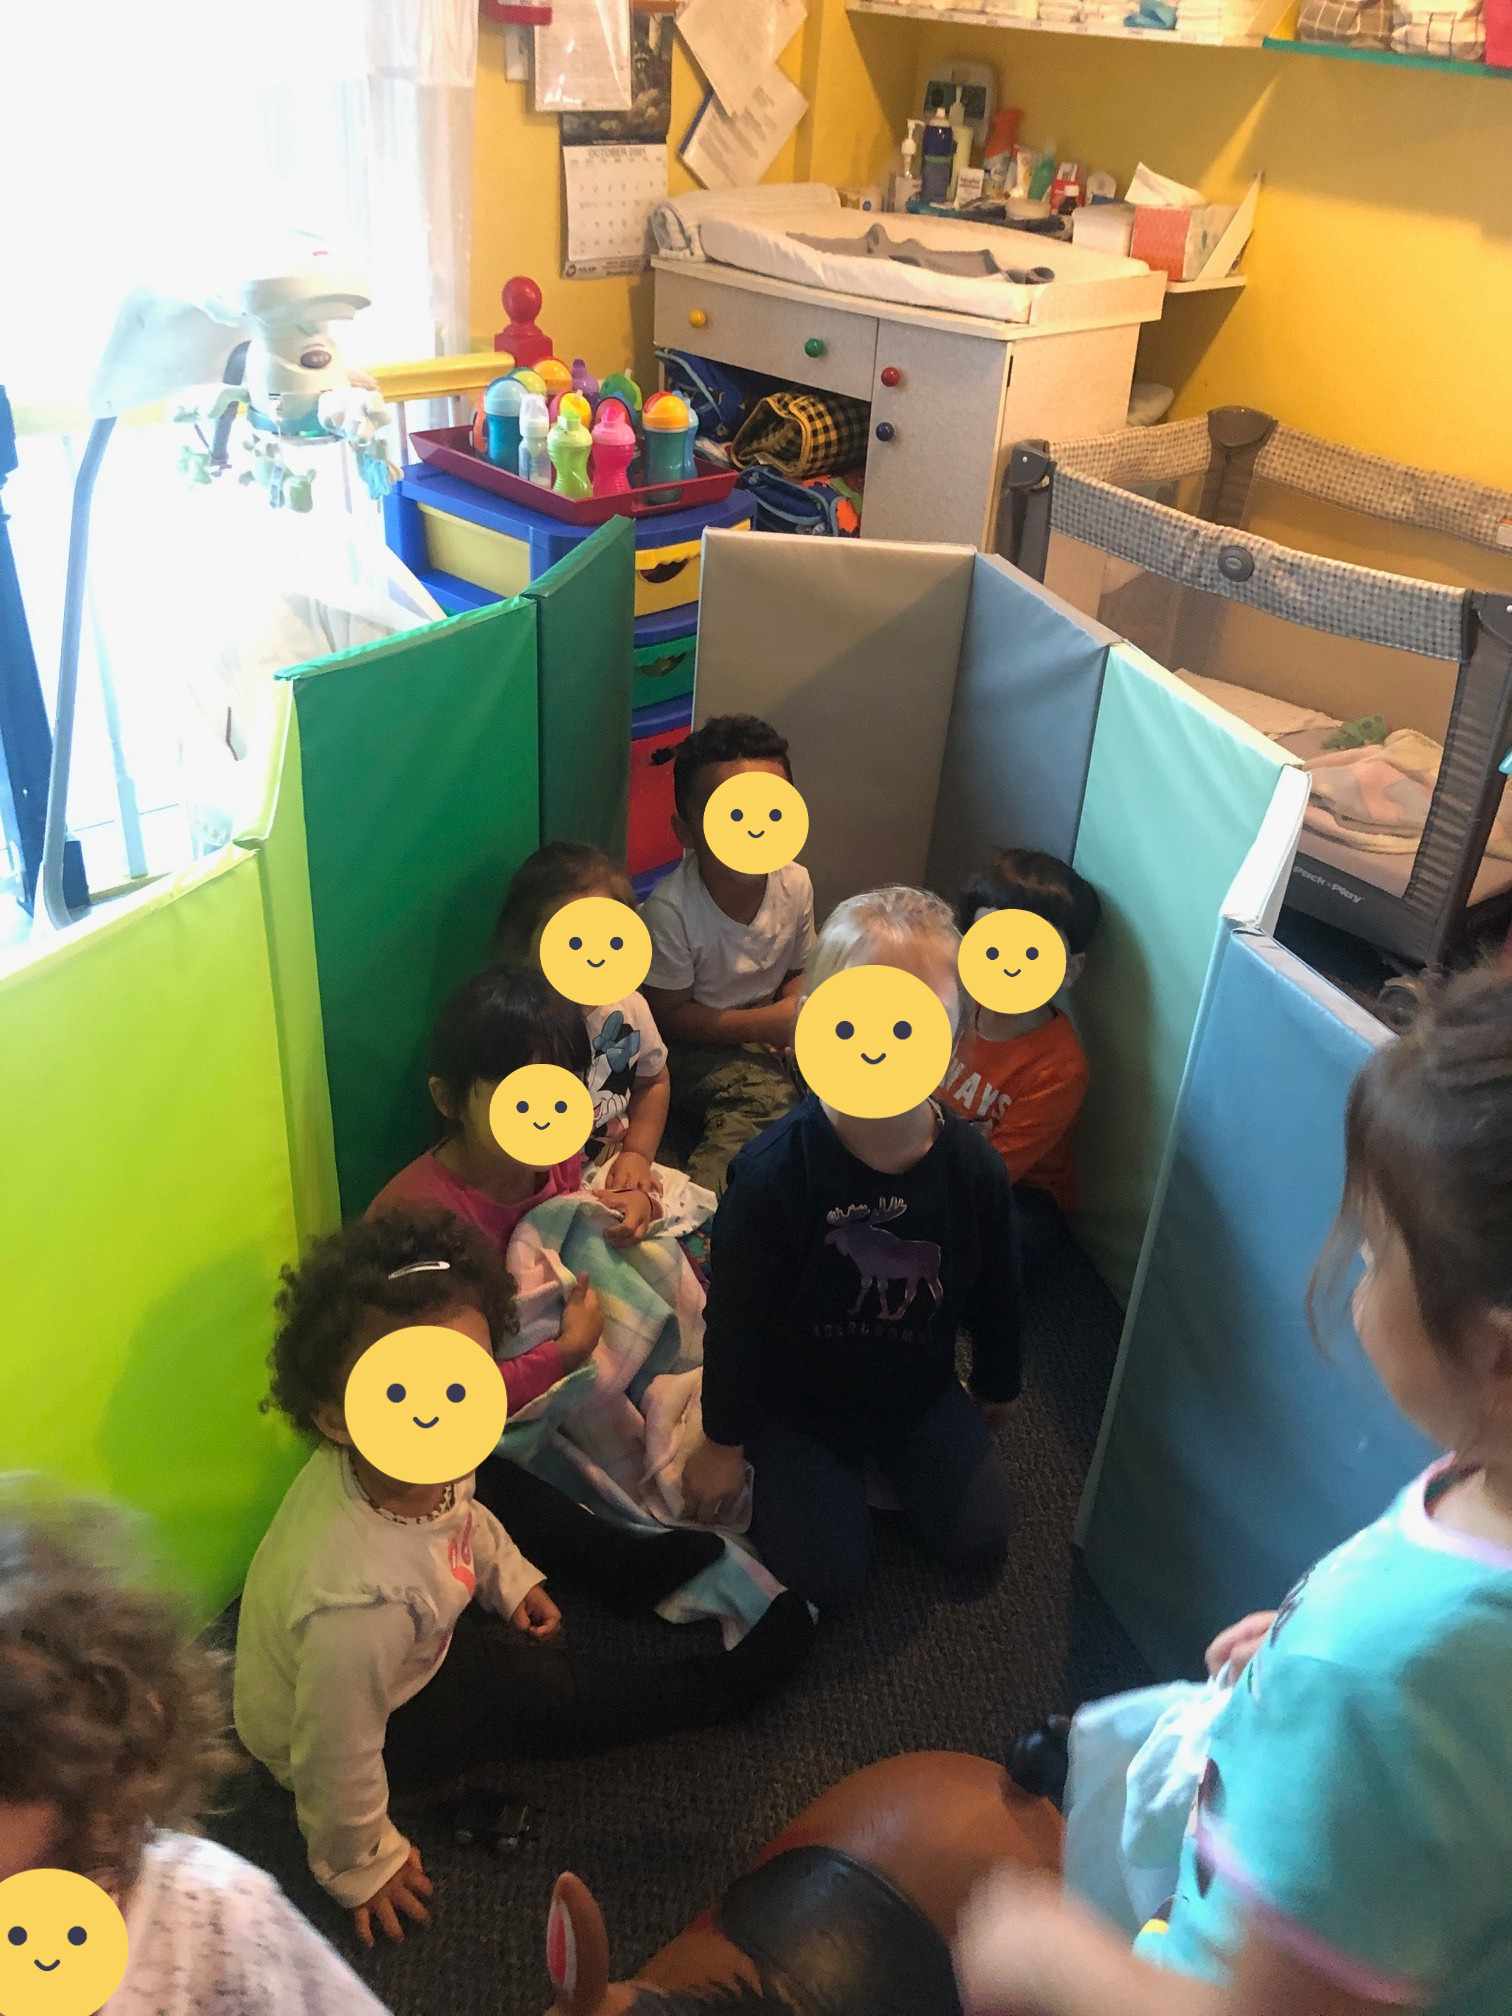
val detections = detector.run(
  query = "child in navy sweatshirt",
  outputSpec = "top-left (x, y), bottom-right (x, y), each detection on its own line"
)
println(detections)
top-left (681, 885), bottom-right (1020, 1608)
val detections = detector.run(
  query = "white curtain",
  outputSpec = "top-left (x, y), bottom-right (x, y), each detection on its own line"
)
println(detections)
top-left (0, 0), bottom-right (477, 900)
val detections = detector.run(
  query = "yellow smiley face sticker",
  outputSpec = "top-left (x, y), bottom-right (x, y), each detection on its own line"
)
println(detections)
top-left (702, 774), bottom-right (809, 876)
top-left (958, 908), bottom-right (1067, 1015)
top-left (488, 1064), bottom-right (594, 1169)
top-left (0, 1869), bottom-right (130, 2016)
top-left (538, 897), bottom-right (652, 1007)
top-left (795, 966), bottom-right (955, 1120)
top-left (344, 1325), bottom-right (508, 1484)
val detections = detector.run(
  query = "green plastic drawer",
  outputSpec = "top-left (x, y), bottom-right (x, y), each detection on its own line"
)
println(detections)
top-left (632, 631), bottom-right (697, 713)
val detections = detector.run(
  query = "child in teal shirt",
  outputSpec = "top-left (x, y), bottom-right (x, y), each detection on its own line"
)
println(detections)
top-left (958, 966), bottom-right (1512, 2016)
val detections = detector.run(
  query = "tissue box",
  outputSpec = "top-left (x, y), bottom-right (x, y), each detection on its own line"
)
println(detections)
top-left (1131, 202), bottom-right (1230, 281)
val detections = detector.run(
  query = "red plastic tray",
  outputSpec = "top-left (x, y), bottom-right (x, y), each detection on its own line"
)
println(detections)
top-left (410, 426), bottom-right (739, 524)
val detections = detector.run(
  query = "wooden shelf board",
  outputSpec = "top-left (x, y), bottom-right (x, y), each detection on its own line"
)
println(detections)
top-left (848, 1), bottom-right (1267, 46)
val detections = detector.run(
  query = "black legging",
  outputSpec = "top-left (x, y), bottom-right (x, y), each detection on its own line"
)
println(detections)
top-left (384, 1459), bottom-right (731, 1784)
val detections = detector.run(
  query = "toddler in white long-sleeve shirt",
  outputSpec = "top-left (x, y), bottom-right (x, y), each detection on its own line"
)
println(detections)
top-left (234, 1208), bottom-right (813, 1949)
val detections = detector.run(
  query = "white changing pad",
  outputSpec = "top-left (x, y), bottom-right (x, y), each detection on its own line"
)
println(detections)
top-left (653, 187), bottom-right (1163, 328)
top-left (701, 209), bottom-right (1163, 328)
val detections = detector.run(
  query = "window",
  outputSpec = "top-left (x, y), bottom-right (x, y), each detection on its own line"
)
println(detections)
top-left (1, 0), bottom-right (476, 925)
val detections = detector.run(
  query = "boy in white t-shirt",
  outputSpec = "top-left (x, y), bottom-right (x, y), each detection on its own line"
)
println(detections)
top-left (642, 715), bottom-right (815, 1196)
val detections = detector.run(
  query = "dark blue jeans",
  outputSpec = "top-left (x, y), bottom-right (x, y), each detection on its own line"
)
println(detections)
top-left (747, 1379), bottom-right (1013, 1610)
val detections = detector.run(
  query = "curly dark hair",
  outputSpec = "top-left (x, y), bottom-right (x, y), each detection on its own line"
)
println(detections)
top-left (662, 713), bottom-right (793, 823)
top-left (264, 1208), bottom-right (521, 1438)
top-left (0, 1484), bottom-right (234, 1892)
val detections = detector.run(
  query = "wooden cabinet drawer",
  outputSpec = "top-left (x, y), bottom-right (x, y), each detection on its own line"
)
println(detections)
top-left (654, 269), bottom-right (878, 402)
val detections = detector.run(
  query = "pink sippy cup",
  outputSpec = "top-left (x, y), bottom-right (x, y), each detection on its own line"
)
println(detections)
top-left (590, 398), bottom-right (637, 498)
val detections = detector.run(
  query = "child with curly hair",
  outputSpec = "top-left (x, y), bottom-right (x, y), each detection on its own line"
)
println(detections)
top-left (0, 1481), bottom-right (391, 2014)
top-left (234, 1209), bottom-right (812, 1948)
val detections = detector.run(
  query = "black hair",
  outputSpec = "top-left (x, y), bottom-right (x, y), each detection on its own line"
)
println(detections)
top-left (659, 713), bottom-right (793, 823)
top-left (490, 841), bottom-right (637, 965)
top-left (429, 965), bottom-right (590, 1137)
top-left (1311, 963), bottom-right (1512, 1359)
top-left (264, 1207), bottom-right (520, 1438)
top-left (956, 847), bottom-right (1101, 957)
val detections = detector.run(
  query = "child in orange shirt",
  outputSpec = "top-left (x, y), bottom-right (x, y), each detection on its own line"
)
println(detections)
top-left (940, 848), bottom-right (1101, 1276)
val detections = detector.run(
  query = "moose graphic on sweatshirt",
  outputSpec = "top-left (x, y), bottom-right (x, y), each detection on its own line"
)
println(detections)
top-left (824, 1199), bottom-right (944, 1321)
top-left (699, 1096), bottom-right (1022, 1457)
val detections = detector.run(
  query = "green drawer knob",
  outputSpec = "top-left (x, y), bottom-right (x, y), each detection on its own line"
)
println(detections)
top-left (804, 336), bottom-right (827, 358)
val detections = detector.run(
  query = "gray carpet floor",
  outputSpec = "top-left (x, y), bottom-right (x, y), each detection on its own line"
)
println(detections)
top-left (207, 1233), bottom-right (1150, 2015)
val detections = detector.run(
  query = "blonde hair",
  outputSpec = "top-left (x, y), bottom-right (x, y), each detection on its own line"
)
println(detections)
top-left (806, 885), bottom-right (962, 1023)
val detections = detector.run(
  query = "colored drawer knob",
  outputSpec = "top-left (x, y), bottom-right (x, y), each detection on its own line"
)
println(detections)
top-left (880, 366), bottom-right (902, 388)
top-left (688, 308), bottom-right (708, 329)
top-left (804, 336), bottom-right (827, 358)
top-left (875, 421), bottom-right (896, 443)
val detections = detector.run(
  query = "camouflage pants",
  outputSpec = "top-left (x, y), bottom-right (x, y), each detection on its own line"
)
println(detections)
top-left (665, 1041), bottom-right (801, 1198)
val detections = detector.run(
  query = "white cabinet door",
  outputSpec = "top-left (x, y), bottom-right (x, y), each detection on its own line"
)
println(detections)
top-left (861, 323), bottom-right (1010, 548)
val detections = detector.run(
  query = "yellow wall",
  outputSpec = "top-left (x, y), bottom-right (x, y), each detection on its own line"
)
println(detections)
top-left (848, 16), bottom-right (1512, 488)
top-left (469, 0), bottom-right (908, 385)
top-left (470, 8), bottom-right (1512, 489)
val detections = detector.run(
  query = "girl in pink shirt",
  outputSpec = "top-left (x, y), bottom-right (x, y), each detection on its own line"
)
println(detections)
top-left (369, 967), bottom-right (647, 1412)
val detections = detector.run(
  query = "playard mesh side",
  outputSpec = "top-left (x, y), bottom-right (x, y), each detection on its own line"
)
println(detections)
top-left (1002, 410), bottom-right (1512, 966)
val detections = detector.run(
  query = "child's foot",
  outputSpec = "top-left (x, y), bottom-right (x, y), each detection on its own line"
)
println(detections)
top-left (712, 1591), bottom-right (815, 1718)
top-left (604, 1526), bottom-right (725, 1616)
top-left (1007, 1714), bottom-right (1072, 1807)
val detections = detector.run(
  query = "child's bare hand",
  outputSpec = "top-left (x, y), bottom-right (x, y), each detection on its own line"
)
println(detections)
top-left (955, 1862), bottom-right (1081, 2011)
top-left (512, 1584), bottom-right (562, 1639)
top-left (353, 1846), bottom-right (432, 1948)
top-left (556, 1273), bottom-right (604, 1371)
top-left (1205, 1610), bottom-right (1277, 1682)
top-left (605, 1149), bottom-right (660, 1197)
top-left (604, 1187), bottom-right (655, 1246)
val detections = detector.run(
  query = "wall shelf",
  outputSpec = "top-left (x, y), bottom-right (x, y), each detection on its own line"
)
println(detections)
top-left (1167, 271), bottom-right (1247, 292)
top-left (847, 0), bottom-right (1276, 48)
top-left (1261, 33), bottom-right (1512, 73)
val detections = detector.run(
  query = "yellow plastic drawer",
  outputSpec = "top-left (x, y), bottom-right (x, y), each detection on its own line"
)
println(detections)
top-left (418, 504), bottom-right (530, 600)
top-left (635, 515), bottom-right (750, 617)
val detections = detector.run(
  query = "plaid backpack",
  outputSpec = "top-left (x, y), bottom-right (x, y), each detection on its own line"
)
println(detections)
top-left (730, 390), bottom-right (872, 481)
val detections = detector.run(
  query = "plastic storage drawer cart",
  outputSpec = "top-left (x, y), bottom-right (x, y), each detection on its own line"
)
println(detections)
top-left (1001, 408), bottom-right (1512, 966)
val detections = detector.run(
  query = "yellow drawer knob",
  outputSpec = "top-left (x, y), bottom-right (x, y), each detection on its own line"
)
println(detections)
top-left (688, 308), bottom-right (709, 330)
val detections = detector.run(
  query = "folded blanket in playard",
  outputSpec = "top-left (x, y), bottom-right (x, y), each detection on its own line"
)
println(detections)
top-left (498, 1183), bottom-right (783, 1646)
top-left (1304, 729), bottom-right (1512, 858)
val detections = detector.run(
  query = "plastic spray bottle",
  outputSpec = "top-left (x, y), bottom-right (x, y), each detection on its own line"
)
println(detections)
top-left (518, 393), bottom-right (552, 486)
top-left (947, 88), bottom-right (971, 205)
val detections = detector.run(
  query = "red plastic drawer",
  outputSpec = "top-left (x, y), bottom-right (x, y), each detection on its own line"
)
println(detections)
top-left (628, 722), bottom-right (690, 877)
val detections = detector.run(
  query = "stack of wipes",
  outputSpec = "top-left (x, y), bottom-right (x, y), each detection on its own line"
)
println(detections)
top-left (1176, 0), bottom-right (1261, 35)
top-left (1037, 0), bottom-right (1084, 23)
top-left (1083, 0), bottom-right (1131, 27)
top-left (983, 0), bottom-right (1041, 15)
top-left (1391, 0), bottom-right (1485, 52)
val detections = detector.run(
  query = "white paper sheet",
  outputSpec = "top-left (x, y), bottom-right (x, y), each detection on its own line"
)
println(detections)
top-left (680, 70), bottom-right (807, 190)
top-left (563, 142), bottom-right (668, 277)
top-left (534, 0), bottom-right (632, 113)
top-left (676, 0), bottom-right (806, 117)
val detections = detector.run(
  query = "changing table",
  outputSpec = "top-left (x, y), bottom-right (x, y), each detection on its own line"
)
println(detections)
top-left (653, 247), bottom-right (1164, 549)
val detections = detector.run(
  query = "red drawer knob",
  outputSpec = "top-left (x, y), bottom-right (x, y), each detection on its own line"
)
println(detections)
top-left (880, 366), bottom-right (902, 388)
